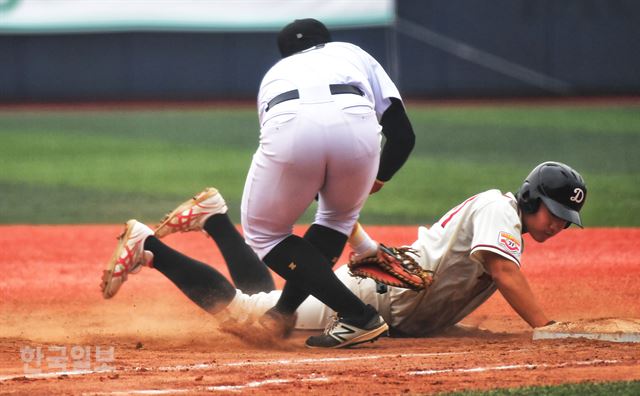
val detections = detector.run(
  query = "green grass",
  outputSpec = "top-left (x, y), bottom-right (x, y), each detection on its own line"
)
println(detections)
top-left (441, 380), bottom-right (640, 395)
top-left (1, 104), bottom-right (639, 225)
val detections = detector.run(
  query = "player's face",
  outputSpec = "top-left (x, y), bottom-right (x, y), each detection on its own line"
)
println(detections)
top-left (523, 202), bottom-right (568, 243)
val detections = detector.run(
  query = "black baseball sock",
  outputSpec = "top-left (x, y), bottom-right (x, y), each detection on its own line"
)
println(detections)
top-left (262, 235), bottom-right (366, 318)
top-left (304, 224), bottom-right (348, 265)
top-left (276, 224), bottom-right (348, 314)
top-left (203, 214), bottom-right (275, 294)
top-left (144, 236), bottom-right (236, 314)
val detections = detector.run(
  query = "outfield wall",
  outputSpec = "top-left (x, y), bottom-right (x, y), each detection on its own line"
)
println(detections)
top-left (1, 1), bottom-right (639, 102)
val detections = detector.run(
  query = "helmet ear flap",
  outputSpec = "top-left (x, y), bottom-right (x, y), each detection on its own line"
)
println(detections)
top-left (518, 182), bottom-right (540, 214)
top-left (523, 196), bottom-right (541, 214)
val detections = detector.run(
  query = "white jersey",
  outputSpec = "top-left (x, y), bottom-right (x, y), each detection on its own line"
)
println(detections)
top-left (385, 189), bottom-right (523, 336)
top-left (257, 41), bottom-right (401, 124)
top-left (227, 189), bottom-right (525, 337)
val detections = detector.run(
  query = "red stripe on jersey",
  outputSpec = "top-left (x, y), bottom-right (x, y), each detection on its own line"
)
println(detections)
top-left (440, 195), bottom-right (478, 228)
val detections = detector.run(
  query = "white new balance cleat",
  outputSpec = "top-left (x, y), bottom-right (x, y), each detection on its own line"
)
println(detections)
top-left (154, 187), bottom-right (228, 238)
top-left (305, 305), bottom-right (389, 348)
top-left (101, 220), bottom-right (154, 299)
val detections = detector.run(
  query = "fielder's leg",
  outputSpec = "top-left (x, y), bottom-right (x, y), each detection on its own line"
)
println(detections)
top-left (273, 224), bottom-right (347, 314)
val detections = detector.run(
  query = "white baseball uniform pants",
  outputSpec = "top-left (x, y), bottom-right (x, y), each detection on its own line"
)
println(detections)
top-left (241, 86), bottom-right (381, 259)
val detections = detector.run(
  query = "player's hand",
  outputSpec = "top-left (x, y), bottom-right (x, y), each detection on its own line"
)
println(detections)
top-left (369, 179), bottom-right (384, 194)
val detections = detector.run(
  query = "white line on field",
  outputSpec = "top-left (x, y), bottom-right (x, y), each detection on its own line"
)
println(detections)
top-left (82, 375), bottom-right (329, 395)
top-left (206, 375), bottom-right (329, 392)
top-left (408, 358), bottom-right (622, 375)
top-left (0, 349), bottom-right (522, 383)
top-left (156, 350), bottom-right (470, 371)
top-left (85, 390), bottom-right (185, 395)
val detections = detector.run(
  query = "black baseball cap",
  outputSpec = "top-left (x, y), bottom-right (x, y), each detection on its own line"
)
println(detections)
top-left (277, 18), bottom-right (332, 58)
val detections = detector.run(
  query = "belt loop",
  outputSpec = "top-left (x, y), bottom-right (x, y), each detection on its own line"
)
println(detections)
top-left (266, 84), bottom-right (363, 112)
top-left (298, 85), bottom-right (332, 103)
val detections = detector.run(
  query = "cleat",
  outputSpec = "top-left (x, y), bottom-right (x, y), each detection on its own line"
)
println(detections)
top-left (101, 220), bottom-right (154, 299)
top-left (155, 187), bottom-right (227, 238)
top-left (305, 305), bottom-right (389, 349)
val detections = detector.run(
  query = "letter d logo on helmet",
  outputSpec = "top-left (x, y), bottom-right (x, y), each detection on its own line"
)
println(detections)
top-left (517, 161), bottom-right (587, 227)
top-left (570, 188), bottom-right (585, 204)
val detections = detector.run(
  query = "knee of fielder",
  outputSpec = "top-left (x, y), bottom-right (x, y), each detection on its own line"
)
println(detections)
top-left (304, 223), bottom-right (348, 265)
top-left (313, 215), bottom-right (357, 237)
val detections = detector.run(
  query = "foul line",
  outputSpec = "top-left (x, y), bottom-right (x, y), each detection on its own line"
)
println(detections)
top-left (409, 358), bottom-right (622, 375)
top-left (0, 350), bottom-right (469, 382)
top-left (156, 350), bottom-right (470, 371)
top-left (82, 375), bottom-right (329, 395)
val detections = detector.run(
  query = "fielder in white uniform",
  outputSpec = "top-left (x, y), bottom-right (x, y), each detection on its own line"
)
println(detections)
top-left (102, 161), bottom-right (587, 340)
top-left (245, 40), bottom-right (400, 259)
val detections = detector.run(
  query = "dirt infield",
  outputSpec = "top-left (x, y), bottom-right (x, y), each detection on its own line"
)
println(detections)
top-left (1, 225), bottom-right (639, 395)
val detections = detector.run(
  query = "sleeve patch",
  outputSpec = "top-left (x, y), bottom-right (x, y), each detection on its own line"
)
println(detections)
top-left (498, 231), bottom-right (521, 253)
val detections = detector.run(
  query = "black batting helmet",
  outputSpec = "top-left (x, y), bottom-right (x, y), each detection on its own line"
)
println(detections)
top-left (277, 18), bottom-right (332, 58)
top-left (516, 161), bottom-right (587, 227)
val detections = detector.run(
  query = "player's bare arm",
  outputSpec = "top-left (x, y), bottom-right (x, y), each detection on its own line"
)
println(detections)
top-left (483, 252), bottom-right (551, 328)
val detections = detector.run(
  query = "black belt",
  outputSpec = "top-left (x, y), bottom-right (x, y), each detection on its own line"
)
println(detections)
top-left (266, 84), bottom-right (364, 112)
